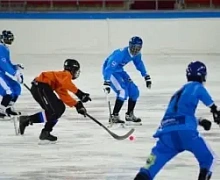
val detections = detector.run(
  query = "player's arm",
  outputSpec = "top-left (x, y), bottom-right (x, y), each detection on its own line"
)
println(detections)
top-left (103, 53), bottom-right (122, 81)
top-left (0, 50), bottom-right (23, 83)
top-left (133, 55), bottom-right (152, 89)
top-left (198, 85), bottom-right (220, 125)
top-left (103, 53), bottom-right (123, 93)
top-left (56, 89), bottom-right (87, 117)
top-left (0, 48), bottom-right (16, 76)
top-left (198, 117), bottom-right (212, 131)
top-left (60, 75), bottom-right (91, 103)
top-left (56, 88), bottom-right (77, 107)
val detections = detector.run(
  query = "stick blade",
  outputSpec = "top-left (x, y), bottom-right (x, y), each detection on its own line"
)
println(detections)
top-left (108, 128), bottom-right (135, 140)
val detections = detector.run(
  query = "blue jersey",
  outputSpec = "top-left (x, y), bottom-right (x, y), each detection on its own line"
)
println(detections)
top-left (154, 81), bottom-right (214, 137)
top-left (102, 47), bottom-right (147, 81)
top-left (0, 43), bottom-right (16, 76)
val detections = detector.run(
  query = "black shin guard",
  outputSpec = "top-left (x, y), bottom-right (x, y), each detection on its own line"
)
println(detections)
top-left (127, 98), bottom-right (136, 114)
top-left (29, 112), bottom-right (46, 123)
top-left (11, 96), bottom-right (18, 103)
top-left (198, 168), bottom-right (212, 180)
top-left (112, 99), bottom-right (124, 115)
top-left (1, 94), bottom-right (12, 107)
top-left (44, 120), bottom-right (57, 132)
top-left (134, 172), bottom-right (150, 180)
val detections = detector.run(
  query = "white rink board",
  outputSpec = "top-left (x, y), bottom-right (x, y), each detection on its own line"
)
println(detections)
top-left (0, 18), bottom-right (220, 55)
top-left (0, 54), bottom-right (220, 180)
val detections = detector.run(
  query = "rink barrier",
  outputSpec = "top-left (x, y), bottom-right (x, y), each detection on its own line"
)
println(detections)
top-left (1, 11), bottom-right (220, 19)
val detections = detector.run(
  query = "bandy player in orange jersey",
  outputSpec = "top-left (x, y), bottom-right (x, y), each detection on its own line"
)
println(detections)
top-left (18, 59), bottom-right (91, 142)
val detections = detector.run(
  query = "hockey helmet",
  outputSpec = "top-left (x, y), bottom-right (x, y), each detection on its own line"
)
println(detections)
top-left (186, 61), bottom-right (207, 83)
top-left (64, 59), bottom-right (80, 80)
top-left (129, 36), bottom-right (143, 56)
top-left (0, 30), bottom-right (14, 45)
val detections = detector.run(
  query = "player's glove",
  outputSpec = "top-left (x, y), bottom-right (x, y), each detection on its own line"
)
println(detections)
top-left (15, 64), bottom-right (24, 70)
top-left (15, 70), bottom-right (24, 84)
top-left (5, 70), bottom-right (23, 84)
top-left (103, 81), bottom-right (111, 94)
top-left (198, 118), bottom-right (212, 131)
top-left (76, 89), bottom-right (91, 103)
top-left (75, 101), bottom-right (87, 117)
top-left (145, 75), bottom-right (152, 89)
top-left (210, 104), bottom-right (220, 124)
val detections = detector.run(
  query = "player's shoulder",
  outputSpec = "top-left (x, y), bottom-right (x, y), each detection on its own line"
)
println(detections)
top-left (112, 47), bottom-right (127, 54)
top-left (0, 43), bottom-right (7, 51)
top-left (183, 81), bottom-right (206, 92)
top-left (62, 70), bottom-right (72, 78)
top-left (108, 47), bottom-right (127, 60)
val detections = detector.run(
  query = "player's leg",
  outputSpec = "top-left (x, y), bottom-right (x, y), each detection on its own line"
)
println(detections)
top-left (109, 73), bottom-right (128, 123)
top-left (6, 79), bottom-right (22, 116)
top-left (184, 131), bottom-right (215, 180)
top-left (0, 75), bottom-right (14, 117)
top-left (19, 82), bottom-right (65, 141)
top-left (126, 81), bottom-right (141, 123)
top-left (134, 133), bottom-right (178, 180)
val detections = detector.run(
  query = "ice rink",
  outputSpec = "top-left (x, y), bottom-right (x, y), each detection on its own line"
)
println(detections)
top-left (0, 53), bottom-right (220, 180)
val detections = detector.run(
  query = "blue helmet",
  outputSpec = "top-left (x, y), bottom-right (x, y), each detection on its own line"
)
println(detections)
top-left (186, 61), bottom-right (207, 83)
top-left (129, 36), bottom-right (143, 56)
top-left (0, 30), bottom-right (14, 45)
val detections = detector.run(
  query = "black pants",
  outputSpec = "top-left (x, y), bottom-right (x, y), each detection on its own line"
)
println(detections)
top-left (30, 81), bottom-right (65, 131)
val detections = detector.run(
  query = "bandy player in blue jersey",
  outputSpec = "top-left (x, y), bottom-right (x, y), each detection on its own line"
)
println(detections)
top-left (134, 61), bottom-right (220, 180)
top-left (0, 30), bottom-right (24, 118)
top-left (102, 36), bottom-right (152, 124)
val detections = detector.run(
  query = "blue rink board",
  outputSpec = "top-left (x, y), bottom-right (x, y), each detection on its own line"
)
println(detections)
top-left (1, 11), bottom-right (220, 19)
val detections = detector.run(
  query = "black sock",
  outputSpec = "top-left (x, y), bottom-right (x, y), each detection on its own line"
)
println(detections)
top-left (112, 99), bottom-right (124, 115)
top-left (127, 98), bottom-right (136, 115)
top-left (29, 112), bottom-right (45, 123)
top-left (44, 120), bottom-right (57, 132)
top-left (11, 96), bottom-right (18, 103)
top-left (1, 95), bottom-right (12, 107)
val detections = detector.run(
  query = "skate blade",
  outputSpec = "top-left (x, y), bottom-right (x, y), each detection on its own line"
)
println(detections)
top-left (0, 116), bottom-right (13, 121)
top-left (38, 140), bottom-right (57, 145)
top-left (107, 123), bottom-right (126, 128)
top-left (125, 121), bottom-right (142, 126)
top-left (12, 116), bottom-right (20, 135)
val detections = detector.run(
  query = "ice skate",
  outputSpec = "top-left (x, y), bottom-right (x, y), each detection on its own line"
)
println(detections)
top-left (0, 112), bottom-right (6, 119)
top-left (0, 108), bottom-right (12, 121)
top-left (108, 114), bottom-right (125, 128)
top-left (125, 111), bottom-right (142, 126)
top-left (39, 129), bottom-right (57, 144)
top-left (19, 115), bottom-right (32, 135)
top-left (109, 114), bottom-right (125, 124)
top-left (6, 106), bottom-right (21, 116)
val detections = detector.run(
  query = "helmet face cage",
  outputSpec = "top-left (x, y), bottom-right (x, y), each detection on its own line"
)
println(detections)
top-left (129, 36), bottom-right (143, 56)
top-left (64, 59), bottom-right (80, 80)
top-left (72, 69), bottom-right (80, 80)
top-left (1, 30), bottom-right (14, 45)
top-left (129, 44), bottom-right (142, 56)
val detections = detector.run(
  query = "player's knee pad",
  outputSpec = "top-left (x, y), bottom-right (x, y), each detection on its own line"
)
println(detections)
top-left (128, 82), bottom-right (139, 101)
top-left (198, 168), bottom-right (212, 180)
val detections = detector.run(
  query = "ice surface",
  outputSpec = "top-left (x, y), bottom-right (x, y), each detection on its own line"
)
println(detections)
top-left (0, 54), bottom-right (220, 180)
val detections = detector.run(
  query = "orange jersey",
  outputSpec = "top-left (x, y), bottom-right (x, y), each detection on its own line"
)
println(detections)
top-left (35, 70), bottom-right (78, 107)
